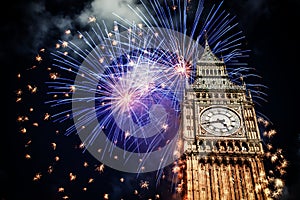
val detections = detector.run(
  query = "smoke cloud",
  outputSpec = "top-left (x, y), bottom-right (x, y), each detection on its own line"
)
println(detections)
top-left (78, 0), bottom-right (144, 26)
top-left (9, 0), bottom-right (145, 57)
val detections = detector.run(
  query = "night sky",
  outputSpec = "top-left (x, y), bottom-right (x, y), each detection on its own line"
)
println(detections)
top-left (2, 0), bottom-right (300, 199)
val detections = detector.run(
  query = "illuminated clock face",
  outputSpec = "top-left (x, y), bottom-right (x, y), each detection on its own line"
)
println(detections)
top-left (200, 107), bottom-right (241, 136)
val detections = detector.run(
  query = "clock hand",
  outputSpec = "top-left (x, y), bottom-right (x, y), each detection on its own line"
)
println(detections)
top-left (202, 119), bottom-right (225, 125)
top-left (217, 119), bottom-right (225, 123)
top-left (213, 119), bottom-right (229, 127)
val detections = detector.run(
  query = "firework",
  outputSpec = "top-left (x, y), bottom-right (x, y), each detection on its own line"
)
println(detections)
top-left (45, 0), bottom-right (254, 174)
top-left (15, 0), bottom-right (286, 199)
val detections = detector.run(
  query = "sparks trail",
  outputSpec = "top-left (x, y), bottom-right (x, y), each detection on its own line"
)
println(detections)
top-left (46, 0), bottom-right (268, 181)
top-left (14, 0), bottom-right (286, 199)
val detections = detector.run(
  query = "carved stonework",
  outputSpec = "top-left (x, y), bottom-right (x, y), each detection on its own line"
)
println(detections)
top-left (182, 40), bottom-right (268, 200)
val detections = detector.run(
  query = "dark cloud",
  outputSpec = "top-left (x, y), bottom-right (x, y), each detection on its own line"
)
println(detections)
top-left (2, 0), bottom-right (300, 199)
top-left (2, 0), bottom-right (145, 65)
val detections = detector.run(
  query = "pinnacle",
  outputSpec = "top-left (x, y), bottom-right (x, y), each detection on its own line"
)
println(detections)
top-left (198, 39), bottom-right (222, 63)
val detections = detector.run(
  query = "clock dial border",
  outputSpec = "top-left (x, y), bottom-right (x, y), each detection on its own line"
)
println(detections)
top-left (200, 106), bottom-right (241, 136)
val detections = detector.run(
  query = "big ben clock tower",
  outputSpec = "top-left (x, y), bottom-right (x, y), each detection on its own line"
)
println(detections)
top-left (182, 40), bottom-right (269, 200)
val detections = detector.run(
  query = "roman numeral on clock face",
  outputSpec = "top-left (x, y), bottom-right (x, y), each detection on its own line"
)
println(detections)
top-left (200, 107), bottom-right (241, 136)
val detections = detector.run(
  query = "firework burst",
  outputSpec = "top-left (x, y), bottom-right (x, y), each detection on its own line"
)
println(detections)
top-left (15, 0), bottom-right (287, 199)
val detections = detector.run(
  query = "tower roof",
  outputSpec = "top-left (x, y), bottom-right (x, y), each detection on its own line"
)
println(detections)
top-left (197, 39), bottom-right (223, 64)
top-left (191, 39), bottom-right (245, 91)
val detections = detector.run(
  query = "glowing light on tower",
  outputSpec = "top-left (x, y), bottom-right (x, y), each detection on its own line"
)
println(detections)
top-left (15, 0), bottom-right (287, 199)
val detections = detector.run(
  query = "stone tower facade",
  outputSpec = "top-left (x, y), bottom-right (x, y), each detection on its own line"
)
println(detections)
top-left (182, 40), bottom-right (268, 200)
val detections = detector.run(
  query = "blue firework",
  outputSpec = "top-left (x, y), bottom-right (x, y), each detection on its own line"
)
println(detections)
top-left (94, 48), bottom-right (182, 153)
top-left (46, 0), bottom-right (265, 174)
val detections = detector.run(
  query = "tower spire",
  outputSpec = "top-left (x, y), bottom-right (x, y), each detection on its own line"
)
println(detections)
top-left (203, 30), bottom-right (210, 51)
top-left (198, 37), bottom-right (221, 63)
top-left (182, 31), bottom-right (268, 200)
top-left (195, 36), bottom-right (226, 79)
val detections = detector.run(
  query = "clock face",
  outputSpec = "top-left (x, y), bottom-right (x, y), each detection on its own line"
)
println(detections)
top-left (200, 107), bottom-right (241, 136)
